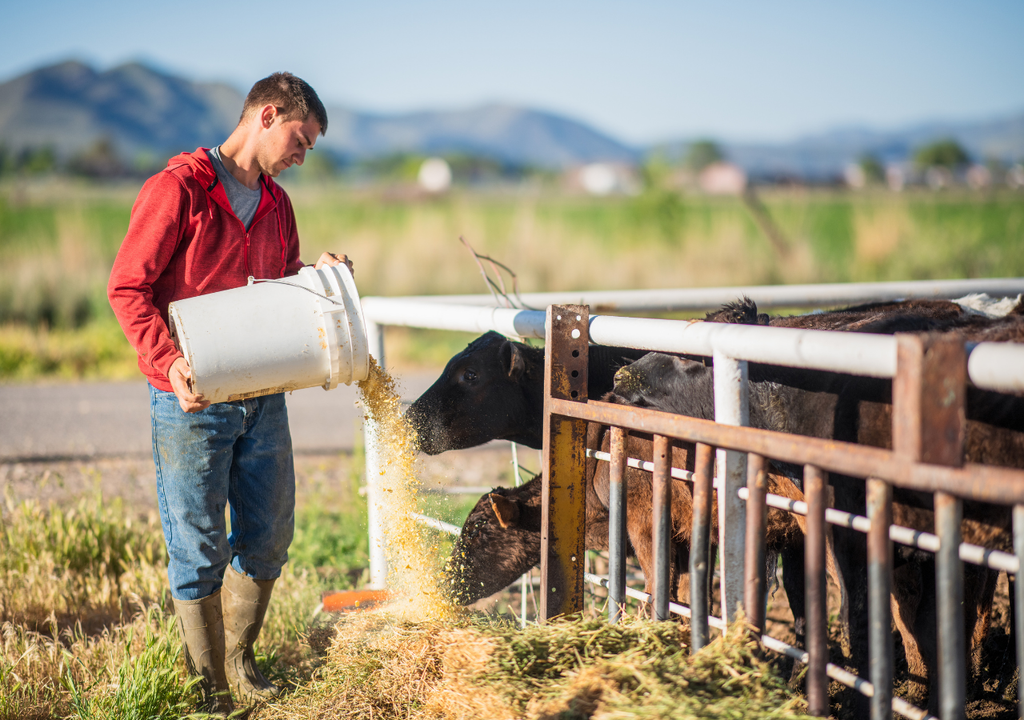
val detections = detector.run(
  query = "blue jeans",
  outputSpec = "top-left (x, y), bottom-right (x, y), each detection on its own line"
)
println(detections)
top-left (150, 385), bottom-right (295, 601)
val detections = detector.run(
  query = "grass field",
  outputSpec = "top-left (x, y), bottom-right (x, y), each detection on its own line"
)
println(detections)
top-left (0, 466), bottom-right (812, 720)
top-left (1, 177), bottom-right (1022, 380)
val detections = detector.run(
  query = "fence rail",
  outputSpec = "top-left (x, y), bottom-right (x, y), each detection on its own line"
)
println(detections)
top-left (360, 278), bottom-right (1024, 720)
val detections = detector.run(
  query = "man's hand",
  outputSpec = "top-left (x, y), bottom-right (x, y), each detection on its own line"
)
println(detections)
top-left (314, 251), bottom-right (354, 275)
top-left (168, 356), bottom-right (210, 413)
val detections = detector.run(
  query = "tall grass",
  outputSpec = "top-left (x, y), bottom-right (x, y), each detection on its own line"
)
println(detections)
top-left (0, 474), bottom-right (371, 719)
top-left (2, 178), bottom-right (1023, 380)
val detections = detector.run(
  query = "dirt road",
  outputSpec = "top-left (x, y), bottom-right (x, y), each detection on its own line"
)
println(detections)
top-left (0, 371), bottom-right (439, 462)
top-left (0, 370), bottom-right (518, 513)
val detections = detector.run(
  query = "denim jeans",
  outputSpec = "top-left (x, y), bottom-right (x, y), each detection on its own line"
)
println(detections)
top-left (150, 385), bottom-right (295, 601)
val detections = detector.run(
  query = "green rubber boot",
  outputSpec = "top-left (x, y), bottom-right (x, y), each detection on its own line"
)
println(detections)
top-left (222, 566), bottom-right (282, 701)
top-left (175, 591), bottom-right (234, 716)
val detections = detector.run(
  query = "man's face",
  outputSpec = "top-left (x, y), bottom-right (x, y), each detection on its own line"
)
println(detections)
top-left (256, 107), bottom-right (320, 177)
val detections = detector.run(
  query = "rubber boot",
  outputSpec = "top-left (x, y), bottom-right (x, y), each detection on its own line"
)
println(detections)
top-left (222, 566), bottom-right (282, 701)
top-left (175, 591), bottom-right (235, 716)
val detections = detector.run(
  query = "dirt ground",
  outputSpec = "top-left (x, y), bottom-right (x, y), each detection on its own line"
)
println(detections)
top-left (0, 444), bottom-right (521, 515)
top-left (3, 447), bottom-right (1019, 719)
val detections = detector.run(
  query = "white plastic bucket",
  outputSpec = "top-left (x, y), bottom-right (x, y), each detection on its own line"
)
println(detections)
top-left (168, 265), bottom-right (369, 404)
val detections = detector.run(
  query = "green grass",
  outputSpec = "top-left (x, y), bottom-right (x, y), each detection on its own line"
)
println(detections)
top-left (2, 179), bottom-right (1023, 381)
top-left (0, 474), bottom-right (372, 719)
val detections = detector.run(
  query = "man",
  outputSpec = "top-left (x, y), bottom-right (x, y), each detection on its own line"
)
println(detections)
top-left (108, 72), bottom-right (348, 713)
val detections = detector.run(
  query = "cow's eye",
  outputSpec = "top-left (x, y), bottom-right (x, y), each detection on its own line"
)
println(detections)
top-left (462, 369), bottom-right (478, 383)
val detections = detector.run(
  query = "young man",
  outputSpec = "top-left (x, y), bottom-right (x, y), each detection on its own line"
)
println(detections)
top-left (108, 72), bottom-right (349, 713)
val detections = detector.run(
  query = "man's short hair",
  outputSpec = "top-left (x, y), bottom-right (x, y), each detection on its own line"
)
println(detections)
top-left (241, 72), bottom-right (328, 136)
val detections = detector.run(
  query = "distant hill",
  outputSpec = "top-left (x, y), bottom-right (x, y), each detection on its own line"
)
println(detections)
top-left (0, 60), bottom-right (638, 169)
top-left (319, 104), bottom-right (638, 168)
top-left (0, 60), bottom-right (244, 161)
top-left (1, 59), bottom-right (1021, 177)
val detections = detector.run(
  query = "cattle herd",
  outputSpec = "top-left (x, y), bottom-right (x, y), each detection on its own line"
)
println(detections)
top-left (404, 293), bottom-right (1024, 716)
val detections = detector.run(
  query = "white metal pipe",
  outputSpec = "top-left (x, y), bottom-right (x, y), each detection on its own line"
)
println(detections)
top-left (737, 487), bottom-right (1020, 573)
top-left (967, 342), bottom-right (1024, 394)
top-left (364, 419), bottom-right (388, 589)
top-left (363, 317), bottom-right (389, 590)
top-left (582, 572), bottom-right (726, 629)
top-left (407, 512), bottom-right (461, 536)
top-left (511, 442), bottom-right (530, 627)
top-left (373, 277), bottom-right (1024, 314)
top-left (361, 299), bottom-right (546, 339)
top-left (586, 448), bottom-right (695, 482)
top-left (714, 352), bottom-right (748, 624)
top-left (365, 318), bottom-right (387, 370)
top-left (588, 315), bottom-right (899, 378)
top-left (363, 298), bottom-right (1024, 389)
top-left (363, 300), bottom-right (900, 377)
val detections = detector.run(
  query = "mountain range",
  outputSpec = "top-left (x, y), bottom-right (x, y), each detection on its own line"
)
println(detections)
top-left (1, 59), bottom-right (1022, 176)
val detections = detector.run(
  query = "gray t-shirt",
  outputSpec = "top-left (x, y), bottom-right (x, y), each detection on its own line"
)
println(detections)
top-left (208, 146), bottom-right (262, 230)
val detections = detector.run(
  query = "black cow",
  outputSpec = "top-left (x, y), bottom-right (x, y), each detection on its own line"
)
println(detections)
top-left (405, 331), bottom-right (648, 453)
top-left (616, 339), bottom-right (1024, 713)
top-left (442, 392), bottom-right (816, 613)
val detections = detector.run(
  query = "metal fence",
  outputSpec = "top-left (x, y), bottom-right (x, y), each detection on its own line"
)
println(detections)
top-left (359, 278), bottom-right (1024, 720)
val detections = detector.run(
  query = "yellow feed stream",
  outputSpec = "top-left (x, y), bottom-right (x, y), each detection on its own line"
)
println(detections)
top-left (358, 358), bottom-right (453, 621)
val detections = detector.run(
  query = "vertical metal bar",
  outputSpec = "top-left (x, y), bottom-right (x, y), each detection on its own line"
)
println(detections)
top-left (713, 351), bottom-right (749, 625)
top-left (364, 318), bottom-right (387, 589)
top-left (893, 333), bottom-right (967, 714)
top-left (935, 491), bottom-right (965, 720)
top-left (690, 442), bottom-right (715, 653)
top-left (867, 477), bottom-right (893, 720)
top-left (511, 441), bottom-right (529, 627)
top-left (364, 419), bottom-right (388, 589)
top-left (1015, 505), bottom-right (1024, 720)
top-left (607, 426), bottom-right (627, 624)
top-left (805, 464), bottom-right (829, 716)
top-left (365, 319), bottom-right (386, 371)
top-left (540, 304), bottom-right (589, 621)
top-left (652, 434), bottom-right (672, 621)
top-left (744, 453), bottom-right (768, 633)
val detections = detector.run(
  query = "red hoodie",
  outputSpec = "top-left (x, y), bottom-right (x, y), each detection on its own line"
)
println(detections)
top-left (108, 148), bottom-right (305, 392)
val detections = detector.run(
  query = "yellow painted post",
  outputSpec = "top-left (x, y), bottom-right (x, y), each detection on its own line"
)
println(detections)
top-left (540, 304), bottom-right (589, 620)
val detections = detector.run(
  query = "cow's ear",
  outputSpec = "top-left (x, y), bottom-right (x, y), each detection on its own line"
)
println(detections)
top-left (489, 493), bottom-right (520, 529)
top-left (502, 340), bottom-right (528, 381)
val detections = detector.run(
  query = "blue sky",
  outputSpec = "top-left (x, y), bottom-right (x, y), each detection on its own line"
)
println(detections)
top-left (2, 1), bottom-right (1022, 145)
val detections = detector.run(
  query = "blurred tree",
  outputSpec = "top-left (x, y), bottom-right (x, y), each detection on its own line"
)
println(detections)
top-left (634, 156), bottom-right (685, 242)
top-left (18, 146), bottom-right (57, 174)
top-left (68, 138), bottom-right (124, 178)
top-left (279, 149), bottom-right (338, 183)
top-left (358, 153), bottom-right (425, 181)
top-left (858, 153), bottom-right (886, 185)
top-left (684, 139), bottom-right (724, 171)
top-left (914, 138), bottom-right (970, 169)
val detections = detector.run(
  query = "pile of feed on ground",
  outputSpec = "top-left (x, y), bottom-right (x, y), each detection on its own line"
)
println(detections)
top-left (256, 610), bottom-right (810, 720)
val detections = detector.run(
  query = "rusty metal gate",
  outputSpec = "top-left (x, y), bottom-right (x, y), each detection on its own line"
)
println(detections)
top-left (538, 304), bottom-right (1024, 720)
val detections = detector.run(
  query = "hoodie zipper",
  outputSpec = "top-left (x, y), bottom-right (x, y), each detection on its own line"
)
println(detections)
top-left (242, 180), bottom-right (276, 277)
top-left (206, 166), bottom-right (277, 278)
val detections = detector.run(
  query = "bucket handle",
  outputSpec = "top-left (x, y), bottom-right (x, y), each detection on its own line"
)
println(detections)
top-left (247, 277), bottom-right (347, 307)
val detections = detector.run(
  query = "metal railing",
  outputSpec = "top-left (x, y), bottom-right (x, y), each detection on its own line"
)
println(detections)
top-left (359, 278), bottom-right (1024, 720)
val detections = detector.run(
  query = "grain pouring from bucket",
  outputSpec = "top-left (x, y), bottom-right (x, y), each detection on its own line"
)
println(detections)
top-left (357, 357), bottom-right (453, 620)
